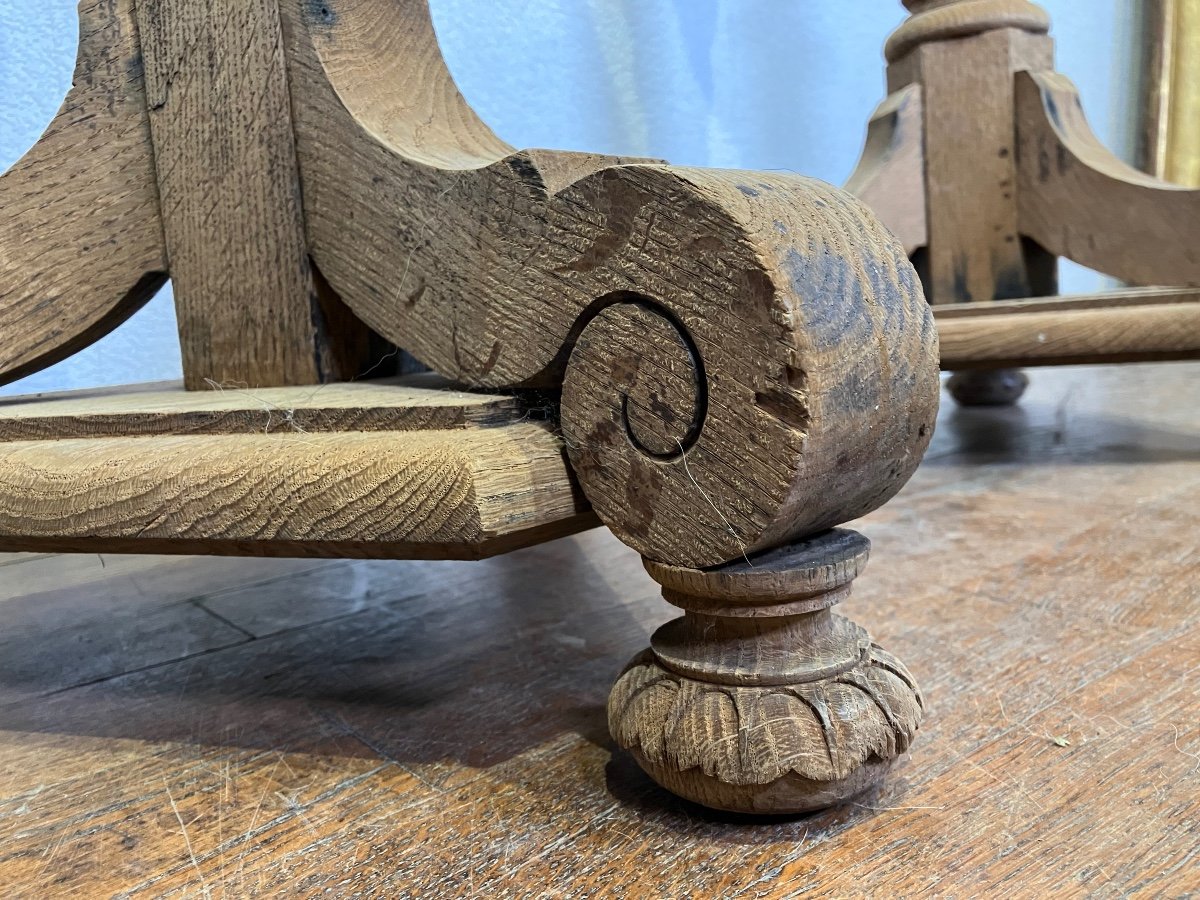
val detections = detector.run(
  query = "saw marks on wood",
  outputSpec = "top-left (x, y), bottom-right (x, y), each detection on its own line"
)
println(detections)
top-left (0, 0), bottom-right (167, 388)
top-left (0, 363), bottom-right (1196, 896)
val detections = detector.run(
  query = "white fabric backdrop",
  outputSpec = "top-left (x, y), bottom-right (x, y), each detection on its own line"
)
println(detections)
top-left (0, 0), bottom-right (1133, 394)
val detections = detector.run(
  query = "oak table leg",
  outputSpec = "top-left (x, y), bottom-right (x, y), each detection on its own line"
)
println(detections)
top-left (0, 0), bottom-right (941, 818)
top-left (609, 529), bottom-right (923, 815)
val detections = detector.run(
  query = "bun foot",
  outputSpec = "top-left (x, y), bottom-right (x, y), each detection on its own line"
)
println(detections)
top-left (608, 529), bottom-right (924, 815)
top-left (946, 368), bottom-right (1029, 406)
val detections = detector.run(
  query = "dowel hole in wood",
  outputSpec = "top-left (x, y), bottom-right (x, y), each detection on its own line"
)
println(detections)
top-left (304, 0), bottom-right (336, 26)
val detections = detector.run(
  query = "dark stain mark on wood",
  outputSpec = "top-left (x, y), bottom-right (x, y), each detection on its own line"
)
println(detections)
top-left (555, 175), bottom-right (645, 274)
top-left (506, 155), bottom-right (547, 193)
top-left (784, 249), bottom-right (868, 347)
top-left (305, 0), bottom-right (338, 26)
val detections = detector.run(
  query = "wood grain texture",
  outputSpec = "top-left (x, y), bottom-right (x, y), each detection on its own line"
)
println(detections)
top-left (897, 27), bottom-right (1054, 305)
top-left (610, 530), bottom-right (924, 814)
top-left (1016, 69), bottom-right (1200, 286)
top-left (135, 0), bottom-right (372, 389)
top-left (0, 362), bottom-right (1195, 896)
top-left (553, 188), bottom-right (939, 568)
top-left (0, 374), bottom-right (524, 441)
top-left (0, 407), bottom-right (592, 559)
top-left (938, 300), bottom-right (1200, 368)
top-left (0, 0), bottom-right (167, 387)
top-left (7, 0), bottom-right (939, 571)
top-left (930, 285), bottom-right (1200, 317)
top-left (848, 0), bottom-right (1200, 407)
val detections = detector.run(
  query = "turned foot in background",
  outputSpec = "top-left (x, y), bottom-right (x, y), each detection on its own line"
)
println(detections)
top-left (946, 369), bottom-right (1029, 406)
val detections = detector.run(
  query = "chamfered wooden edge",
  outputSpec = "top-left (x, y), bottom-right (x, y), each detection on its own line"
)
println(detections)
top-left (0, 424), bottom-right (595, 560)
top-left (0, 373), bottom-right (528, 441)
top-left (0, 378), bottom-right (594, 559)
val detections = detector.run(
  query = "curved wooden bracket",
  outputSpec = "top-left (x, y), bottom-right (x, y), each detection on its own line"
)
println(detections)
top-left (844, 84), bottom-right (927, 256)
top-left (284, 0), bottom-right (940, 568)
top-left (843, 0), bottom-right (1200, 411)
top-left (0, 0), bottom-right (944, 817)
top-left (1015, 69), bottom-right (1200, 286)
top-left (0, 0), bottom-right (167, 387)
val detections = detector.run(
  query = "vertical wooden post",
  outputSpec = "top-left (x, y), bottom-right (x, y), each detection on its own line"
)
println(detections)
top-left (136, 0), bottom-right (375, 389)
top-left (887, 0), bottom-right (1056, 307)
top-left (884, 0), bottom-right (1056, 404)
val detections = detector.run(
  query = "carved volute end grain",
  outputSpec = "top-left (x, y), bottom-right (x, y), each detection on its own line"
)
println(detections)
top-left (558, 177), bottom-right (940, 570)
top-left (945, 368), bottom-right (1030, 405)
top-left (608, 529), bottom-right (924, 815)
top-left (887, 0), bottom-right (1050, 63)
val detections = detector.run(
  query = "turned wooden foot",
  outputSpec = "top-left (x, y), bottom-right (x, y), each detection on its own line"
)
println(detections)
top-left (609, 529), bottom-right (923, 815)
top-left (946, 368), bottom-right (1029, 406)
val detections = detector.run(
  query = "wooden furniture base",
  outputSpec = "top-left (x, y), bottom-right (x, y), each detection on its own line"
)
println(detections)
top-left (0, 0), bottom-right (1194, 826)
top-left (0, 374), bottom-right (930, 817)
top-left (609, 529), bottom-right (923, 814)
top-left (0, 0), bottom-right (944, 816)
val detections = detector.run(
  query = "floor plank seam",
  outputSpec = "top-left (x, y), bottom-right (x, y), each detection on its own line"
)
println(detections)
top-left (188, 599), bottom-right (257, 640)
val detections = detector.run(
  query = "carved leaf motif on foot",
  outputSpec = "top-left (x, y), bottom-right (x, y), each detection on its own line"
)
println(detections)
top-left (608, 644), bottom-right (924, 788)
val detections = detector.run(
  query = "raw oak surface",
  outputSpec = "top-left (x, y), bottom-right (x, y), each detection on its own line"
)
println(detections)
top-left (0, 377), bottom-right (591, 561)
top-left (0, 363), bottom-right (1196, 897)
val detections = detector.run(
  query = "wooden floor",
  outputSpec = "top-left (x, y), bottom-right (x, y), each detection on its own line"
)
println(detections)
top-left (0, 363), bottom-right (1196, 898)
